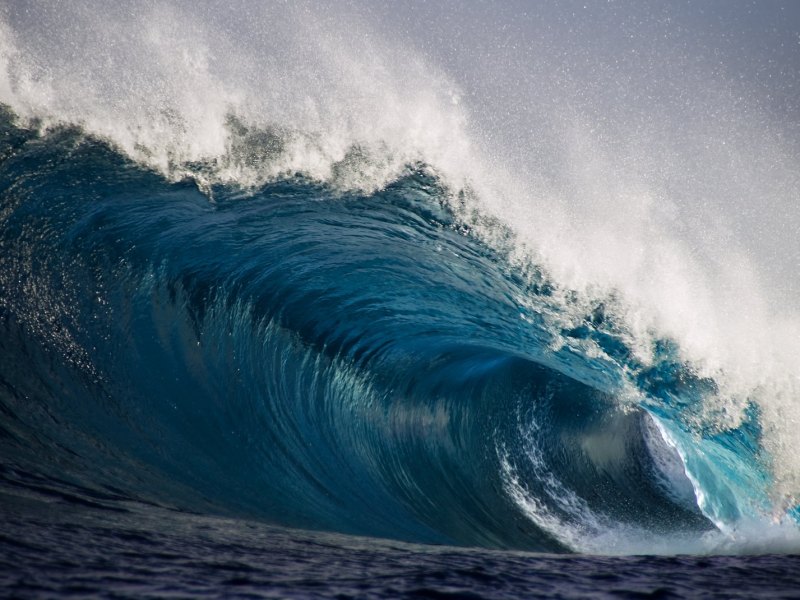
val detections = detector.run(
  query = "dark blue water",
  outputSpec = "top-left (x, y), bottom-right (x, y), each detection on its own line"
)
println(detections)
top-left (1, 109), bottom-right (799, 597)
top-left (3, 493), bottom-right (800, 599)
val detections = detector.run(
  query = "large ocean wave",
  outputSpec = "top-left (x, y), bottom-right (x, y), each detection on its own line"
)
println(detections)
top-left (1, 1), bottom-right (799, 556)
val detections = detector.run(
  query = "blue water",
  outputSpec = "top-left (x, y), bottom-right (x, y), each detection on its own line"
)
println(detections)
top-left (1, 106), bottom-right (799, 595)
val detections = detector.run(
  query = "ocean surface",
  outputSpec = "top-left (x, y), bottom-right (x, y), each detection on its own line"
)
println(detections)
top-left (1, 2), bottom-right (800, 597)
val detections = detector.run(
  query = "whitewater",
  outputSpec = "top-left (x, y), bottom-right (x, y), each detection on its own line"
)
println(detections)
top-left (1, 1), bottom-right (800, 597)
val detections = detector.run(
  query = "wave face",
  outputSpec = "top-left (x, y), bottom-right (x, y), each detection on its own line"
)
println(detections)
top-left (0, 111), bottom-right (795, 554)
top-left (1, 2), bottom-right (800, 557)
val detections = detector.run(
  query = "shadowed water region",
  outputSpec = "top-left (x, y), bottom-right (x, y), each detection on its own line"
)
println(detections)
top-left (3, 490), bottom-right (800, 599)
